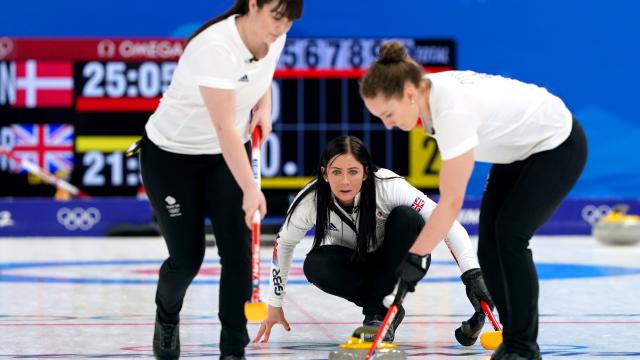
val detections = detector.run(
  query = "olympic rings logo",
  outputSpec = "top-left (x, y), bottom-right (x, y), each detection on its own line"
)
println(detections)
top-left (56, 207), bottom-right (101, 231)
top-left (581, 204), bottom-right (612, 225)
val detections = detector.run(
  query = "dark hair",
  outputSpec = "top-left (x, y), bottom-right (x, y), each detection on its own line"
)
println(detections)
top-left (285, 136), bottom-right (380, 259)
top-left (360, 41), bottom-right (424, 100)
top-left (186, 0), bottom-right (303, 45)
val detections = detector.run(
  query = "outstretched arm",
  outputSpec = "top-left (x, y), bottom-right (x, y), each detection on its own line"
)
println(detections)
top-left (257, 191), bottom-right (315, 342)
top-left (409, 149), bottom-right (475, 255)
top-left (443, 220), bottom-right (479, 273)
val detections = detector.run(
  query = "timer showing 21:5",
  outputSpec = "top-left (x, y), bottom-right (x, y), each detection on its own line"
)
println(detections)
top-left (82, 151), bottom-right (140, 188)
top-left (80, 61), bottom-right (177, 98)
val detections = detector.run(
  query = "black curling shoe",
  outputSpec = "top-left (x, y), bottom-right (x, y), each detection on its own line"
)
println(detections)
top-left (362, 304), bottom-right (405, 342)
top-left (153, 316), bottom-right (180, 360)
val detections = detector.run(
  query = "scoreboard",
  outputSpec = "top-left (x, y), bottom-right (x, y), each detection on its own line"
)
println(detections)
top-left (0, 37), bottom-right (454, 215)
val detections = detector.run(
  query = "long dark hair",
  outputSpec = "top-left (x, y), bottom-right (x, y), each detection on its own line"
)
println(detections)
top-left (286, 136), bottom-right (380, 258)
top-left (186, 0), bottom-right (303, 45)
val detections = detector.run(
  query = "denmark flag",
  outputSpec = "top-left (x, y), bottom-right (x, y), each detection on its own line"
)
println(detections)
top-left (15, 60), bottom-right (73, 108)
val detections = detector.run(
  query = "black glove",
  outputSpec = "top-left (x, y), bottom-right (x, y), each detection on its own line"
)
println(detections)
top-left (460, 268), bottom-right (494, 313)
top-left (455, 310), bottom-right (486, 346)
top-left (397, 253), bottom-right (431, 292)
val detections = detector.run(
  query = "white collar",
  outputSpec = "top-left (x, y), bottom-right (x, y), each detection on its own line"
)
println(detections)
top-left (227, 14), bottom-right (259, 64)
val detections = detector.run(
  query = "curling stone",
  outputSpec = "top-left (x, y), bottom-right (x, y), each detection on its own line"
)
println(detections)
top-left (593, 207), bottom-right (640, 246)
top-left (328, 326), bottom-right (406, 360)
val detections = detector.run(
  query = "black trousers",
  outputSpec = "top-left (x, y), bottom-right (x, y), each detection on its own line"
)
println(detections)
top-left (140, 137), bottom-right (252, 356)
top-left (303, 206), bottom-right (424, 317)
top-left (477, 119), bottom-right (587, 356)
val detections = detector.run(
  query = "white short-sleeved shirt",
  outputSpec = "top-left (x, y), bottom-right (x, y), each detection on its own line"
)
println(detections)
top-left (145, 15), bottom-right (286, 154)
top-left (424, 71), bottom-right (572, 163)
top-left (267, 168), bottom-right (479, 307)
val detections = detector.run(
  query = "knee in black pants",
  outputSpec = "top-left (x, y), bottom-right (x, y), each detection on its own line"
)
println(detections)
top-left (384, 206), bottom-right (425, 249)
top-left (303, 246), bottom-right (363, 303)
top-left (302, 250), bottom-right (323, 285)
top-left (168, 256), bottom-right (204, 277)
top-left (358, 206), bottom-right (425, 312)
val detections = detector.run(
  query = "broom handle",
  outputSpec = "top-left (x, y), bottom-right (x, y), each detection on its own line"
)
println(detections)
top-left (249, 127), bottom-right (262, 302)
top-left (364, 283), bottom-right (409, 360)
top-left (481, 300), bottom-right (501, 331)
top-left (0, 147), bottom-right (90, 199)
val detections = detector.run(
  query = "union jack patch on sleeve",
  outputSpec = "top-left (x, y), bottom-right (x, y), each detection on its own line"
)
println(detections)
top-left (411, 197), bottom-right (425, 212)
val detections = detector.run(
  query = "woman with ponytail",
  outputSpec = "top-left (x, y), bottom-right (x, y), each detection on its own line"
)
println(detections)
top-left (140, 1), bottom-right (302, 359)
top-left (360, 42), bottom-right (587, 360)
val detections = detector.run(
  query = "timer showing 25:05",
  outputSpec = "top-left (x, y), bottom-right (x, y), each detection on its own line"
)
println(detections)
top-left (79, 61), bottom-right (177, 98)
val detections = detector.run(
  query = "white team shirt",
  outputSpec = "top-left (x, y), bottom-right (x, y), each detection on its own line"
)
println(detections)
top-left (145, 15), bottom-right (286, 154)
top-left (424, 71), bottom-right (572, 163)
top-left (267, 168), bottom-right (479, 307)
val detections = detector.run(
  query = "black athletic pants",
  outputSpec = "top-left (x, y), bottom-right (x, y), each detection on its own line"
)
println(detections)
top-left (477, 119), bottom-right (587, 356)
top-left (140, 136), bottom-right (252, 356)
top-left (302, 206), bottom-right (424, 317)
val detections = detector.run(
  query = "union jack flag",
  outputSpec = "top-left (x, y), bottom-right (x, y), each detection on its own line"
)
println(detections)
top-left (7, 124), bottom-right (74, 177)
top-left (411, 197), bottom-right (426, 212)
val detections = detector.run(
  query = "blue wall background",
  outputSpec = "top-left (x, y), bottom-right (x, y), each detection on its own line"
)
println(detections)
top-left (3, 0), bottom-right (638, 198)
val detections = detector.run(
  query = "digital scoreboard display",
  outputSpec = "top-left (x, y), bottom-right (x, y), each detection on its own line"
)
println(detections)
top-left (0, 37), bottom-right (454, 214)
